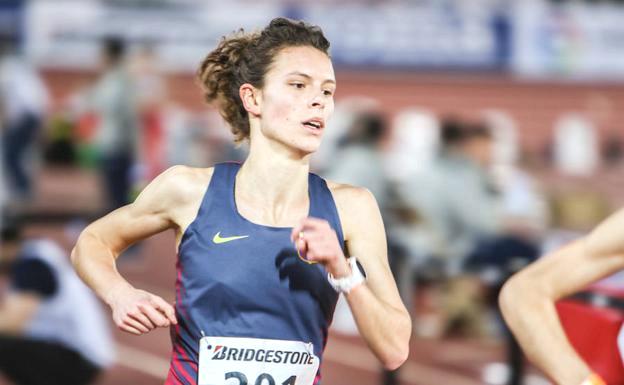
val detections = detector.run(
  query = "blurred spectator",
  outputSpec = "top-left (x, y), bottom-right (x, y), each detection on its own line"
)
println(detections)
top-left (461, 122), bottom-right (546, 385)
top-left (495, 166), bottom-right (548, 238)
top-left (324, 112), bottom-right (389, 206)
top-left (0, 36), bottom-right (49, 204)
top-left (87, 36), bottom-right (139, 211)
top-left (398, 119), bottom-right (502, 273)
top-left (392, 118), bottom-right (544, 344)
top-left (0, 222), bottom-right (114, 385)
top-left (130, 42), bottom-right (168, 181)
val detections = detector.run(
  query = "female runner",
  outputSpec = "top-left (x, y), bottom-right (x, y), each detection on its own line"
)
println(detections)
top-left (72, 18), bottom-right (411, 385)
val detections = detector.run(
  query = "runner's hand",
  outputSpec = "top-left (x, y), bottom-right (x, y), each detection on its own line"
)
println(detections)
top-left (291, 217), bottom-right (351, 278)
top-left (107, 284), bottom-right (177, 335)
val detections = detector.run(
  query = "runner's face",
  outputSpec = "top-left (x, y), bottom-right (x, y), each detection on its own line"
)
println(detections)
top-left (258, 46), bottom-right (336, 155)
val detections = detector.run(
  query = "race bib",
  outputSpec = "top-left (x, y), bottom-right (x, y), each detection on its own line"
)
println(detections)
top-left (198, 336), bottom-right (319, 385)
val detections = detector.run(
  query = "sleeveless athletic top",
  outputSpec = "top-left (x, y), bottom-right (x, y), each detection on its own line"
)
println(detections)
top-left (166, 162), bottom-right (344, 385)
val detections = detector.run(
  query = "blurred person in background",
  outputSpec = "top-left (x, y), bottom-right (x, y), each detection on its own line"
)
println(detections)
top-left (473, 123), bottom-right (548, 385)
top-left (71, 17), bottom-right (410, 385)
top-left (0, 221), bottom-right (114, 385)
top-left (421, 120), bottom-right (503, 338)
top-left (396, 119), bottom-right (543, 343)
top-left (323, 112), bottom-right (399, 385)
top-left (87, 36), bottom-right (139, 212)
top-left (0, 35), bottom-right (49, 206)
top-left (497, 207), bottom-right (624, 385)
top-left (130, 41), bottom-right (169, 182)
top-left (397, 119), bottom-right (502, 281)
top-left (324, 112), bottom-right (389, 208)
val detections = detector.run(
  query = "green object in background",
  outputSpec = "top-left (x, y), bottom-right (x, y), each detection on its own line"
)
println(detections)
top-left (44, 115), bottom-right (78, 165)
top-left (75, 144), bottom-right (100, 169)
top-left (48, 115), bottom-right (73, 141)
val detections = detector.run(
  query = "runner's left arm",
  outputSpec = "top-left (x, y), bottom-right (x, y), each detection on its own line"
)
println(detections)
top-left (292, 186), bottom-right (411, 370)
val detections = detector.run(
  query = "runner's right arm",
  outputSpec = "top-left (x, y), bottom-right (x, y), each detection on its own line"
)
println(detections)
top-left (71, 165), bottom-right (211, 335)
top-left (499, 208), bottom-right (624, 385)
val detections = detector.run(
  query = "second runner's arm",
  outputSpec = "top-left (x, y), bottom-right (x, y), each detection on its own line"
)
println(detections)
top-left (499, 208), bottom-right (624, 385)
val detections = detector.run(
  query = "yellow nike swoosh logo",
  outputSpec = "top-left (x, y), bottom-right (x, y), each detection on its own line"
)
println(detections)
top-left (212, 232), bottom-right (249, 244)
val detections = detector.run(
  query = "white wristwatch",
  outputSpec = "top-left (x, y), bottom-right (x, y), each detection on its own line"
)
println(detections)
top-left (327, 257), bottom-right (366, 293)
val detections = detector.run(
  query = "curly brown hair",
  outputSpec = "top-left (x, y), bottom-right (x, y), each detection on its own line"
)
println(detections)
top-left (197, 17), bottom-right (330, 143)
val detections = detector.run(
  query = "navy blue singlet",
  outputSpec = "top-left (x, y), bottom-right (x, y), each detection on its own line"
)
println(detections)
top-left (166, 162), bottom-right (344, 385)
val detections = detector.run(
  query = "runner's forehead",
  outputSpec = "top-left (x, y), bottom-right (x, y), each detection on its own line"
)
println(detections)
top-left (267, 46), bottom-right (335, 84)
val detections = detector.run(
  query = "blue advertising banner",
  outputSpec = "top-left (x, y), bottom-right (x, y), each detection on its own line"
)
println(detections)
top-left (0, 0), bottom-right (25, 45)
top-left (24, 0), bottom-right (508, 72)
top-left (304, 2), bottom-right (508, 70)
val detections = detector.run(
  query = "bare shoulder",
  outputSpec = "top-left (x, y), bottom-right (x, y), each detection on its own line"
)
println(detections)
top-left (155, 165), bottom-right (214, 204)
top-left (326, 180), bottom-right (382, 239)
top-left (327, 180), bottom-right (378, 212)
top-left (133, 165), bottom-right (214, 216)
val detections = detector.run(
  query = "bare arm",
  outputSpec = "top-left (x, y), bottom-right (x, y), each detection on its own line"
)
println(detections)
top-left (292, 186), bottom-right (411, 370)
top-left (71, 165), bottom-right (211, 335)
top-left (500, 208), bottom-right (624, 384)
top-left (339, 187), bottom-right (412, 370)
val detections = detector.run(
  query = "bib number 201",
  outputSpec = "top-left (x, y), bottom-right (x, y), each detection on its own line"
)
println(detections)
top-left (225, 372), bottom-right (297, 385)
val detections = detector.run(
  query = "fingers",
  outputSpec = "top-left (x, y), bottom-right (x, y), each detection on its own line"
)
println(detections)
top-left (150, 296), bottom-right (178, 325)
top-left (114, 294), bottom-right (178, 336)
top-left (292, 220), bottom-right (336, 251)
top-left (291, 217), bottom-right (331, 242)
top-left (296, 232), bottom-right (308, 256)
top-left (290, 217), bottom-right (344, 266)
top-left (133, 305), bottom-right (164, 329)
top-left (302, 242), bottom-right (335, 263)
top-left (140, 303), bottom-right (169, 327)
top-left (119, 323), bottom-right (143, 335)
top-left (117, 309), bottom-right (164, 335)
top-left (124, 315), bottom-right (151, 334)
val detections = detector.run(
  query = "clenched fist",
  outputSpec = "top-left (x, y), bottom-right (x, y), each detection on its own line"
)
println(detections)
top-left (106, 283), bottom-right (177, 335)
top-left (291, 217), bottom-right (351, 278)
